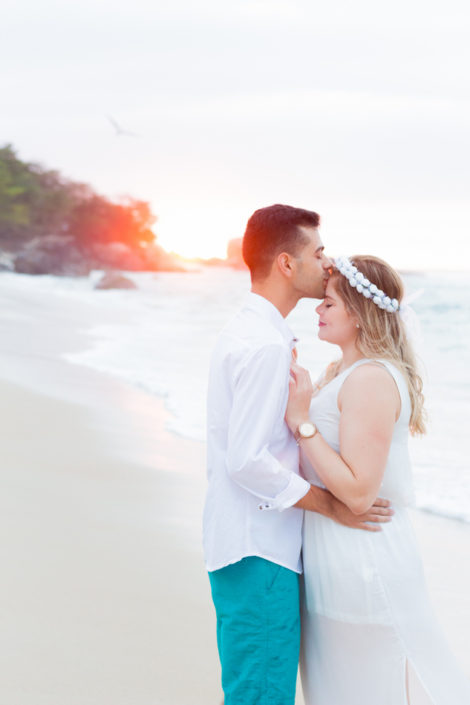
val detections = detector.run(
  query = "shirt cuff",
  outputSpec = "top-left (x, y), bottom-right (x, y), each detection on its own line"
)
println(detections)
top-left (257, 473), bottom-right (311, 512)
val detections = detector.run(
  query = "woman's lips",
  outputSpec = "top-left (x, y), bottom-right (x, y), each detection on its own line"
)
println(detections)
top-left (318, 321), bottom-right (326, 327)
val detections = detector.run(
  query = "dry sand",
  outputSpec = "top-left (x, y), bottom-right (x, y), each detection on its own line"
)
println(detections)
top-left (1, 372), bottom-right (469, 704)
top-left (0, 376), bottom-right (219, 705)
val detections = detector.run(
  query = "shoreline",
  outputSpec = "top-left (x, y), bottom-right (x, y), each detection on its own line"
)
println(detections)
top-left (1, 370), bottom-right (469, 704)
top-left (1, 268), bottom-right (469, 527)
top-left (0, 266), bottom-right (469, 701)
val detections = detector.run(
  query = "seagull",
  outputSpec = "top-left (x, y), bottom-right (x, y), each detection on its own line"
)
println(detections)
top-left (106, 115), bottom-right (139, 137)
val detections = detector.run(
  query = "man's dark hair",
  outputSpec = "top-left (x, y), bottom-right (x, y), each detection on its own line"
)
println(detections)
top-left (242, 204), bottom-right (320, 280)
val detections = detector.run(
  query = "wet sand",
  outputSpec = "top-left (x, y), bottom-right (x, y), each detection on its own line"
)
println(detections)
top-left (1, 372), bottom-right (469, 704)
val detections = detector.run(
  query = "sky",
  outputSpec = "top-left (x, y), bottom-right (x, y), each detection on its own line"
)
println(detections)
top-left (2, 0), bottom-right (470, 269)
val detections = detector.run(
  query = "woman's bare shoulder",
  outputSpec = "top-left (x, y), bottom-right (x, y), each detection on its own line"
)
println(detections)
top-left (340, 362), bottom-right (399, 403)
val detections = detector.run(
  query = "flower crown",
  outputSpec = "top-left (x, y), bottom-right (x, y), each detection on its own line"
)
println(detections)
top-left (335, 256), bottom-right (400, 313)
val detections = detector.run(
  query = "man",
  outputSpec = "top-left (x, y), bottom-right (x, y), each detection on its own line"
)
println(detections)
top-left (203, 204), bottom-right (392, 705)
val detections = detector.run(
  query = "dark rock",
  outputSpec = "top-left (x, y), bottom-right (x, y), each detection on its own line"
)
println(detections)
top-left (14, 235), bottom-right (90, 276)
top-left (11, 233), bottom-right (190, 276)
top-left (94, 271), bottom-right (137, 290)
top-left (90, 242), bottom-right (147, 271)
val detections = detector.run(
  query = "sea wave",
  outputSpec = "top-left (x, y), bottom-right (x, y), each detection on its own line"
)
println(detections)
top-left (55, 268), bottom-right (470, 525)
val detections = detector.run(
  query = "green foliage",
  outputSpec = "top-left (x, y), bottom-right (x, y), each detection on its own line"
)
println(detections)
top-left (0, 144), bottom-right (157, 251)
top-left (0, 145), bottom-right (36, 232)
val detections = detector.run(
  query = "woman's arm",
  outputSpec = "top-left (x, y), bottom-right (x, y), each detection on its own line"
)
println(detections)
top-left (286, 362), bottom-right (401, 515)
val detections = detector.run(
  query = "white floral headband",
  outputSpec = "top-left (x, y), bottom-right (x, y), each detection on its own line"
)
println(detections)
top-left (335, 256), bottom-right (400, 313)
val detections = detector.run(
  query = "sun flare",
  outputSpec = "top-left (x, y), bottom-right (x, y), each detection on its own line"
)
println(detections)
top-left (157, 209), bottom-right (243, 260)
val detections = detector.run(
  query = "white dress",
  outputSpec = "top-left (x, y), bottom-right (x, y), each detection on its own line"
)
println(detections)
top-left (300, 358), bottom-right (470, 705)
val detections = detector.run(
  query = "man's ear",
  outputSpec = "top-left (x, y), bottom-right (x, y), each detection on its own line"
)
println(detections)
top-left (277, 252), bottom-right (294, 277)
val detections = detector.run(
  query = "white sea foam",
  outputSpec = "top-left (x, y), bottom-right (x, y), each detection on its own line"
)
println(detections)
top-left (2, 267), bottom-right (468, 524)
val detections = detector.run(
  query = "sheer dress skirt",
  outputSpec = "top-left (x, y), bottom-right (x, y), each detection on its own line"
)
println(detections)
top-left (300, 508), bottom-right (470, 705)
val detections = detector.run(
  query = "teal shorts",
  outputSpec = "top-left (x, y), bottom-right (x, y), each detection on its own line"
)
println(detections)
top-left (209, 556), bottom-right (300, 705)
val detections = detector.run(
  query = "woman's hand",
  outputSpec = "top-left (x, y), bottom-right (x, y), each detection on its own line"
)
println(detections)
top-left (286, 362), bottom-right (314, 432)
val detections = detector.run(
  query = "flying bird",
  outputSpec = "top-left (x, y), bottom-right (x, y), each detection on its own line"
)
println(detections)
top-left (106, 115), bottom-right (139, 137)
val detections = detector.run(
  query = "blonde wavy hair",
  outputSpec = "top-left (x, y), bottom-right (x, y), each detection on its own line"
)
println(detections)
top-left (323, 254), bottom-right (426, 435)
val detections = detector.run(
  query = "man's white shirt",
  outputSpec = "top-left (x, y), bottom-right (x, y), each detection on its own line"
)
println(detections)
top-left (203, 292), bottom-right (311, 573)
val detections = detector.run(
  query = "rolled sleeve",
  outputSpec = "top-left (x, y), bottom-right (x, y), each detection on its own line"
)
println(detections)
top-left (257, 472), bottom-right (310, 511)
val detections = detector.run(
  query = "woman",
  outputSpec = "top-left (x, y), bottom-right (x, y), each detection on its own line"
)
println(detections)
top-left (286, 255), bottom-right (470, 704)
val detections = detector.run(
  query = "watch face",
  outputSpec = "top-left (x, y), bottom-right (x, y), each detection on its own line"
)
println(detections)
top-left (299, 422), bottom-right (315, 437)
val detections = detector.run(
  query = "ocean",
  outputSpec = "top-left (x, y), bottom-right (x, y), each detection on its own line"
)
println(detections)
top-left (1, 267), bottom-right (469, 523)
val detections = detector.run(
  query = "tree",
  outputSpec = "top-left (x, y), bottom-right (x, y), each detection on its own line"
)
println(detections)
top-left (0, 144), bottom-right (158, 256)
top-left (0, 145), bottom-right (37, 242)
top-left (67, 195), bottom-right (156, 248)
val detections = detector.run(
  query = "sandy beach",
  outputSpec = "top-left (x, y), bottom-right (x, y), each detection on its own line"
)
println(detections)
top-left (0, 272), bottom-right (469, 704)
top-left (0, 372), bottom-right (223, 705)
top-left (1, 367), bottom-right (469, 705)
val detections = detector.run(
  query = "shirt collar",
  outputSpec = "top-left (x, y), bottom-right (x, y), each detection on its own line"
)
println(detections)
top-left (244, 292), bottom-right (298, 347)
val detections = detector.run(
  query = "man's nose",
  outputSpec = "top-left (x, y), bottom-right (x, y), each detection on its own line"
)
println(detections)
top-left (322, 253), bottom-right (333, 269)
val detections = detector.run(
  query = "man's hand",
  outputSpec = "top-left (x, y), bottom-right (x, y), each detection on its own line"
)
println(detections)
top-left (329, 495), bottom-right (393, 532)
top-left (295, 485), bottom-right (393, 532)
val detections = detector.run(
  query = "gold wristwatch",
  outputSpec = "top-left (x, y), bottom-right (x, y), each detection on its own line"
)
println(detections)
top-left (294, 421), bottom-right (318, 444)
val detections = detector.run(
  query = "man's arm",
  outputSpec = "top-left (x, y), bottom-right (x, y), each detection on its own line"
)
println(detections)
top-left (226, 343), bottom-right (310, 510)
top-left (295, 485), bottom-right (393, 532)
